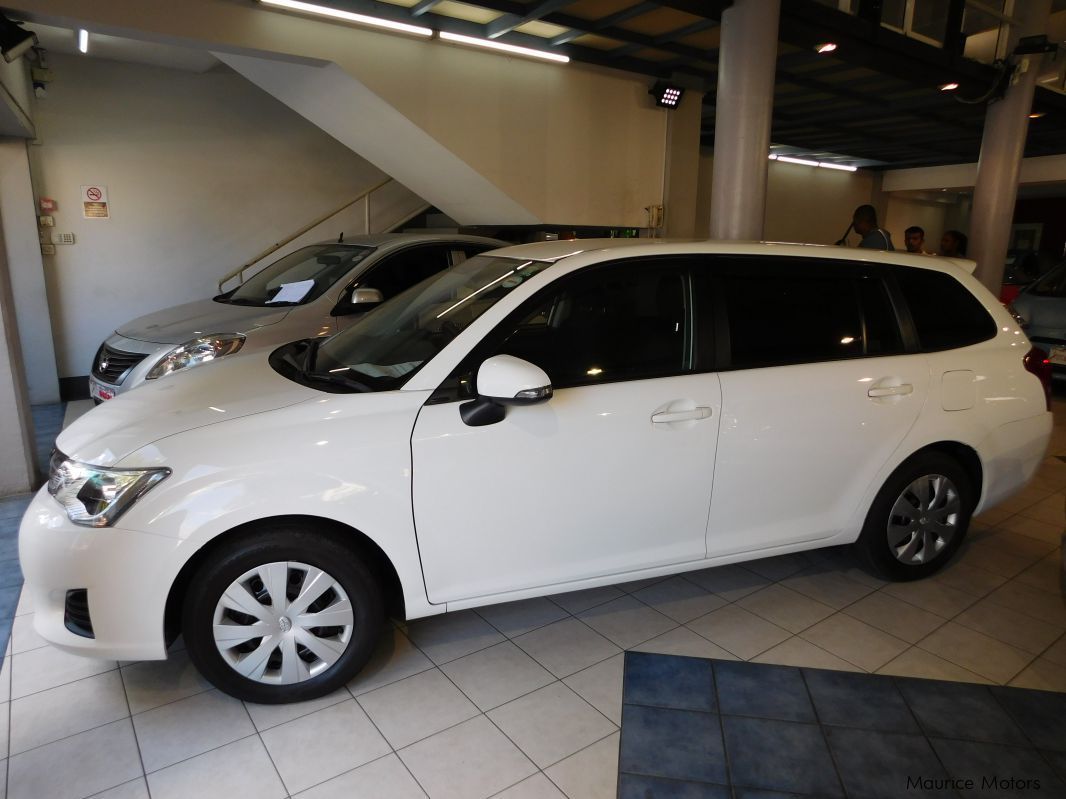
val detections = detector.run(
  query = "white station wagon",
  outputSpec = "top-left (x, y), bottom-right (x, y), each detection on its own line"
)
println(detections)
top-left (21, 240), bottom-right (1052, 703)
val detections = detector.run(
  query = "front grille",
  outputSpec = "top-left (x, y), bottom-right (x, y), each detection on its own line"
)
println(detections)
top-left (64, 589), bottom-right (94, 638)
top-left (92, 344), bottom-right (148, 385)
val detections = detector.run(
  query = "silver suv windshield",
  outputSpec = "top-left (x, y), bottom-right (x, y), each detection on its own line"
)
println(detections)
top-left (222, 244), bottom-right (375, 307)
top-left (310, 255), bottom-right (554, 392)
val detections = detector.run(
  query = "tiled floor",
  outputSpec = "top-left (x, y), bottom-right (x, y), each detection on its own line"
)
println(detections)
top-left (0, 399), bottom-right (1063, 798)
top-left (617, 652), bottom-right (1066, 797)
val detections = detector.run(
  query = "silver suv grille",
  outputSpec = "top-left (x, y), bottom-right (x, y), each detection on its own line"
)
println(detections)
top-left (92, 344), bottom-right (147, 385)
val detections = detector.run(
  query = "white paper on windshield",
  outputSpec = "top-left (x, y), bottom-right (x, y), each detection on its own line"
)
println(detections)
top-left (351, 361), bottom-right (421, 379)
top-left (267, 279), bottom-right (315, 304)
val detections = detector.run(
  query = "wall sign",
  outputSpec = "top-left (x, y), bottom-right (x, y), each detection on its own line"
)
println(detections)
top-left (81, 185), bottom-right (109, 219)
top-left (39, 197), bottom-right (57, 213)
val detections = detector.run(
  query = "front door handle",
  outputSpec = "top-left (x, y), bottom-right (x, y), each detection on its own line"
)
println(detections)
top-left (651, 407), bottom-right (713, 424)
top-left (868, 384), bottom-right (914, 398)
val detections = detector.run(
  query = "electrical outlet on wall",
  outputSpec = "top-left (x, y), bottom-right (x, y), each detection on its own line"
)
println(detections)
top-left (40, 244), bottom-right (56, 256)
top-left (39, 215), bottom-right (54, 227)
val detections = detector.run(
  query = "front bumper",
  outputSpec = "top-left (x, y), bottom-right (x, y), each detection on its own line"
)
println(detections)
top-left (18, 487), bottom-right (183, 661)
top-left (90, 335), bottom-right (173, 401)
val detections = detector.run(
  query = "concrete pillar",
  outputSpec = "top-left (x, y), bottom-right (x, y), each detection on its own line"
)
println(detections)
top-left (970, 0), bottom-right (1052, 293)
top-left (663, 90), bottom-right (705, 238)
top-left (0, 215), bottom-right (37, 497)
top-left (709, 0), bottom-right (780, 240)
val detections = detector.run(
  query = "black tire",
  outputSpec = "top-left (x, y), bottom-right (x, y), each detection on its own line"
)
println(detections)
top-left (183, 523), bottom-right (384, 704)
top-left (853, 452), bottom-right (974, 582)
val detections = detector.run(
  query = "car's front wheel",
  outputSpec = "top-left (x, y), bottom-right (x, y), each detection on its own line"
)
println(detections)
top-left (854, 452), bottom-right (974, 581)
top-left (182, 524), bottom-right (383, 703)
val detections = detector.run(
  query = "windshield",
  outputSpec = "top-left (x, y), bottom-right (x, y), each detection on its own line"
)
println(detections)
top-left (311, 255), bottom-right (554, 392)
top-left (1025, 260), bottom-right (1066, 298)
top-left (222, 245), bottom-right (374, 307)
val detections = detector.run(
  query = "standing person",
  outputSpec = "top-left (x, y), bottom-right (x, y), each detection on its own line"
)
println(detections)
top-left (904, 226), bottom-right (935, 255)
top-left (940, 230), bottom-right (968, 257)
top-left (851, 205), bottom-right (894, 250)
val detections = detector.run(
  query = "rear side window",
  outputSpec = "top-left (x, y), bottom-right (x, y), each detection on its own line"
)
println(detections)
top-left (719, 262), bottom-right (902, 369)
top-left (894, 267), bottom-right (997, 351)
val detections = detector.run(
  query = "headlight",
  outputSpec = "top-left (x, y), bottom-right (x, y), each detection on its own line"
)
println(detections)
top-left (47, 450), bottom-right (170, 527)
top-left (146, 334), bottom-right (245, 380)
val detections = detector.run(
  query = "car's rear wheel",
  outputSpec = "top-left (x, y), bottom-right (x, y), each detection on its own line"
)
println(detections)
top-left (854, 452), bottom-right (974, 581)
top-left (182, 524), bottom-right (383, 703)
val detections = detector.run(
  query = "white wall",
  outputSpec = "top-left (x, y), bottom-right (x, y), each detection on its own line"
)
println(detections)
top-left (29, 54), bottom-right (400, 378)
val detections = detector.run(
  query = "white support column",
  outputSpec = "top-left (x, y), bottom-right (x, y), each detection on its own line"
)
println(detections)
top-left (970, 0), bottom-right (1052, 292)
top-left (709, 0), bottom-right (780, 241)
top-left (0, 220), bottom-right (37, 497)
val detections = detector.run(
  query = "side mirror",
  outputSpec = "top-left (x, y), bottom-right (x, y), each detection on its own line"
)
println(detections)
top-left (460, 355), bottom-right (553, 427)
top-left (331, 287), bottom-right (384, 317)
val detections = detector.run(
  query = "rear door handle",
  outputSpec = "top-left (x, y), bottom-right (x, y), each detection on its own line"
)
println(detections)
top-left (651, 407), bottom-right (713, 423)
top-left (868, 384), bottom-right (913, 398)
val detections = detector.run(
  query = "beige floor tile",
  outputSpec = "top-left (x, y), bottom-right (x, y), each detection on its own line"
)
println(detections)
top-left (9, 615), bottom-right (45, 655)
top-left (879, 579), bottom-right (978, 619)
top-left (0, 657), bottom-right (9, 704)
top-left (495, 773), bottom-right (567, 798)
top-left (1013, 553), bottom-right (1063, 595)
top-left (742, 552), bottom-right (816, 581)
top-left (549, 586), bottom-right (625, 614)
top-left (441, 641), bottom-right (555, 711)
top-left (475, 597), bottom-right (569, 638)
top-left (575, 596), bottom-right (676, 649)
top-left (10, 645), bottom-right (116, 699)
top-left (132, 688), bottom-right (255, 773)
top-left (543, 731), bottom-right (619, 799)
top-left (842, 591), bottom-right (947, 645)
top-left (87, 778), bottom-right (150, 799)
top-left (563, 653), bottom-right (624, 725)
top-left (347, 626), bottom-right (434, 696)
top-left (800, 614), bottom-right (909, 672)
top-left (1008, 657), bottom-right (1066, 692)
top-left (631, 576), bottom-right (727, 623)
top-left (778, 567), bottom-right (876, 609)
top-left (399, 716), bottom-right (536, 799)
top-left (513, 618), bottom-right (621, 678)
top-left (13, 590), bottom-right (31, 618)
top-left (986, 580), bottom-right (1066, 628)
top-left (998, 515), bottom-right (1065, 545)
top-left (876, 647), bottom-right (992, 684)
top-left (752, 637), bottom-right (862, 672)
top-left (954, 597), bottom-right (1063, 654)
top-left (293, 753), bottom-right (427, 799)
top-left (7, 718), bottom-right (142, 799)
top-left (954, 540), bottom-right (1034, 578)
top-left (1044, 634), bottom-right (1066, 667)
top-left (358, 668), bottom-right (478, 749)
top-left (685, 605), bottom-right (791, 660)
top-left (9, 670), bottom-right (129, 755)
top-left (261, 700), bottom-right (391, 795)
top-left (735, 584), bottom-right (836, 634)
top-left (245, 688), bottom-right (351, 732)
top-left (489, 682), bottom-right (615, 769)
top-left (1017, 494), bottom-right (1065, 526)
top-left (630, 626), bottom-right (739, 661)
top-left (683, 564), bottom-right (770, 602)
top-left (973, 506), bottom-right (1014, 526)
top-left (917, 622), bottom-right (1033, 684)
top-left (406, 610), bottom-right (505, 666)
top-left (929, 561), bottom-right (1007, 598)
top-left (975, 531), bottom-right (1058, 561)
top-left (121, 650), bottom-right (212, 714)
top-left (615, 575), bottom-right (671, 594)
top-left (146, 735), bottom-right (286, 799)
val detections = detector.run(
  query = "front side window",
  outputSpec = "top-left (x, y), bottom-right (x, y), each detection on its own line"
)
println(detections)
top-left (225, 245), bottom-right (374, 307)
top-left (355, 245), bottom-right (453, 300)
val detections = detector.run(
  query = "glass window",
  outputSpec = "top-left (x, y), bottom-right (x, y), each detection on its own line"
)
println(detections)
top-left (356, 245), bottom-right (452, 300)
top-left (477, 262), bottom-right (690, 390)
top-left (894, 266), bottom-right (997, 350)
top-left (1025, 260), bottom-right (1066, 298)
top-left (226, 245), bottom-right (374, 307)
top-left (858, 276), bottom-right (904, 355)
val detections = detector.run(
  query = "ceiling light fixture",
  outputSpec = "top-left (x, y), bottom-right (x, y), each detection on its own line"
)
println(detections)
top-left (439, 31), bottom-right (569, 63)
top-left (815, 42), bottom-right (837, 54)
top-left (77, 29), bottom-right (89, 54)
top-left (0, 13), bottom-right (37, 63)
top-left (939, 82), bottom-right (960, 92)
top-left (259, 0), bottom-right (433, 37)
top-left (1029, 111), bottom-right (1046, 119)
top-left (769, 154), bottom-right (858, 172)
top-left (649, 80), bottom-right (684, 108)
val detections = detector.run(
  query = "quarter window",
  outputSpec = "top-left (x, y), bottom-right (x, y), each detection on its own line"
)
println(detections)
top-left (894, 267), bottom-right (997, 351)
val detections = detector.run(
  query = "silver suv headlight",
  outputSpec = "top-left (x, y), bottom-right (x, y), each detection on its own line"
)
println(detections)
top-left (48, 450), bottom-right (170, 527)
top-left (146, 334), bottom-right (245, 380)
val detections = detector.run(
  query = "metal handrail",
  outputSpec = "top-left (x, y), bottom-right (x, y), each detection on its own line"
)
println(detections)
top-left (217, 177), bottom-right (394, 292)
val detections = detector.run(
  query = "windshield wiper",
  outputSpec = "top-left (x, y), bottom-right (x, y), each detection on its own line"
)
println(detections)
top-left (303, 370), bottom-right (372, 393)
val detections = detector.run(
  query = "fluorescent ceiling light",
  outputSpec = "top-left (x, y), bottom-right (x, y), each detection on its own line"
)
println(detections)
top-left (939, 82), bottom-right (959, 91)
top-left (260, 0), bottom-right (432, 37)
top-left (77, 28), bottom-right (89, 54)
top-left (769, 154), bottom-right (858, 172)
top-left (815, 42), bottom-right (837, 54)
top-left (818, 161), bottom-right (858, 172)
top-left (772, 155), bottom-right (821, 167)
top-left (439, 31), bottom-right (569, 63)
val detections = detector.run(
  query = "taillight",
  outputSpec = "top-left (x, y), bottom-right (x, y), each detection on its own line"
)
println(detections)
top-left (1023, 345), bottom-right (1052, 411)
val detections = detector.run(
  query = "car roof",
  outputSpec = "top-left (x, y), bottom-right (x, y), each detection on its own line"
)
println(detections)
top-left (313, 232), bottom-right (507, 250)
top-left (487, 238), bottom-right (978, 275)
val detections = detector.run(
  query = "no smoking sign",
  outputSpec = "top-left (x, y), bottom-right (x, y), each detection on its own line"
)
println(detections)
top-left (81, 184), bottom-right (109, 219)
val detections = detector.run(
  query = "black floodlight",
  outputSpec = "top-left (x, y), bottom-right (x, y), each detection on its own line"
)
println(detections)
top-left (0, 14), bottom-right (37, 63)
top-left (650, 80), bottom-right (684, 109)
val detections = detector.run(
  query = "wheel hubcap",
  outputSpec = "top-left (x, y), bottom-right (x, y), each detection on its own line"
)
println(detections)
top-left (212, 561), bottom-right (354, 685)
top-left (886, 474), bottom-right (961, 565)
